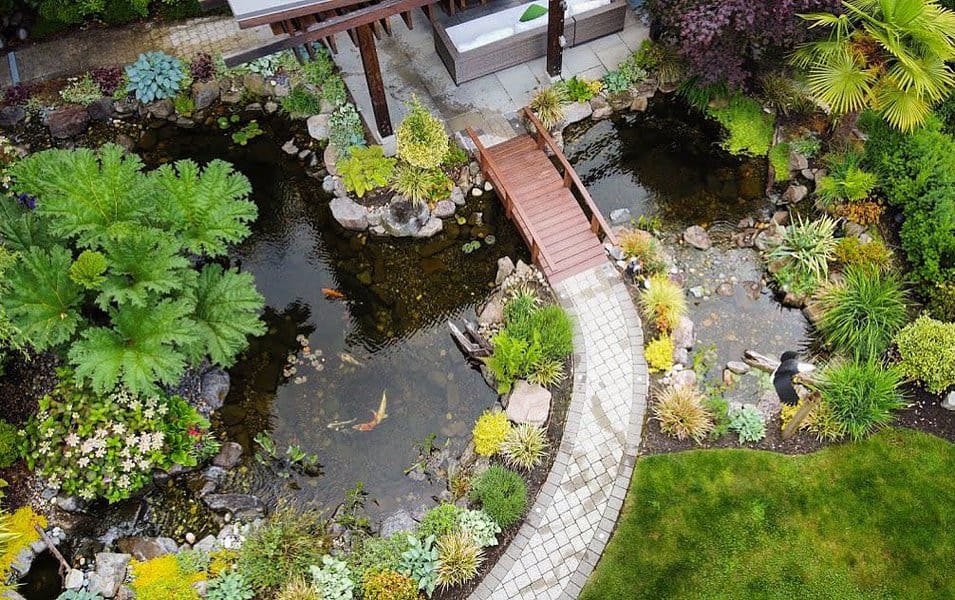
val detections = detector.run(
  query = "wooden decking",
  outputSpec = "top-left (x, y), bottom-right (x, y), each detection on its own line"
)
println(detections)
top-left (467, 108), bottom-right (616, 283)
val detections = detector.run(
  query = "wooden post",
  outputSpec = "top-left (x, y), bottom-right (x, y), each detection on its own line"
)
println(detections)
top-left (356, 24), bottom-right (393, 137)
top-left (546, 0), bottom-right (565, 77)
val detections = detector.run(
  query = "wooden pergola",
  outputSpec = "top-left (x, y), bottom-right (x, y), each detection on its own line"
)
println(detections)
top-left (206, 0), bottom-right (567, 137)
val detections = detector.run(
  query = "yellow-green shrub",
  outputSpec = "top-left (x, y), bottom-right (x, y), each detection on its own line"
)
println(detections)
top-left (130, 554), bottom-right (204, 600)
top-left (645, 335), bottom-right (675, 372)
top-left (639, 275), bottom-right (687, 332)
top-left (895, 315), bottom-right (955, 394)
top-left (472, 411), bottom-right (510, 456)
top-left (0, 507), bottom-right (46, 576)
top-left (362, 569), bottom-right (419, 600)
top-left (396, 98), bottom-right (448, 169)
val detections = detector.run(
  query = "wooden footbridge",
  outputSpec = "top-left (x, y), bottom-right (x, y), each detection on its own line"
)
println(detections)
top-left (467, 107), bottom-right (616, 283)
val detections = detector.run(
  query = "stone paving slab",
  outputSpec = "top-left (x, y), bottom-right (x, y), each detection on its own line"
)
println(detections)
top-left (470, 262), bottom-right (648, 600)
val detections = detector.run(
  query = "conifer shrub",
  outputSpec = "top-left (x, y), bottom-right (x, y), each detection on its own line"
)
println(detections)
top-left (469, 466), bottom-right (527, 528)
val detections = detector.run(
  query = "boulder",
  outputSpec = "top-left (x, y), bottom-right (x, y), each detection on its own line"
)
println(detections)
top-left (306, 114), bottom-right (330, 140)
top-left (329, 197), bottom-right (369, 231)
top-left (495, 256), bottom-right (515, 285)
top-left (55, 495), bottom-right (83, 512)
top-left (193, 534), bottom-right (219, 554)
top-left (0, 105), bottom-right (25, 128)
top-left (90, 553), bottom-right (131, 599)
top-left (802, 301), bottom-right (825, 326)
top-left (726, 361), bottom-right (750, 375)
top-left (780, 184), bottom-right (808, 205)
top-left (86, 98), bottom-right (115, 121)
top-left (192, 81), bottom-right (220, 112)
top-left (672, 369), bottom-right (697, 387)
top-left (212, 441), bottom-right (243, 469)
top-left (203, 493), bottom-right (265, 518)
top-left (281, 139), bottom-right (299, 155)
top-left (64, 569), bottom-right (85, 590)
top-left (200, 368), bottom-right (230, 412)
top-left (562, 101), bottom-right (592, 125)
top-left (478, 295), bottom-right (504, 325)
top-left (671, 316), bottom-right (694, 350)
top-left (789, 151), bottom-right (809, 172)
top-left (754, 226), bottom-right (784, 251)
top-left (450, 186), bottom-right (466, 206)
top-left (46, 105), bottom-right (89, 138)
top-left (609, 208), bottom-right (632, 225)
top-left (942, 391), bottom-right (955, 411)
top-left (9, 548), bottom-right (33, 577)
top-left (116, 536), bottom-right (178, 561)
top-left (683, 225), bottom-right (711, 250)
top-left (379, 509), bottom-right (416, 538)
top-left (629, 95), bottom-right (649, 112)
top-left (672, 347), bottom-right (690, 366)
top-left (504, 381), bottom-right (551, 426)
top-left (145, 98), bottom-right (174, 119)
top-left (241, 73), bottom-right (270, 97)
top-left (433, 199), bottom-right (456, 219)
top-left (382, 199), bottom-right (429, 237)
top-left (413, 217), bottom-right (443, 238)
top-left (590, 96), bottom-right (611, 120)
top-left (324, 145), bottom-right (339, 176)
top-left (771, 210), bottom-right (789, 226)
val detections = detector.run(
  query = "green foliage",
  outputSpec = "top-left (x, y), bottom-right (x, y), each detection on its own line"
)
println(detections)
top-left (175, 549), bottom-right (210, 575)
top-left (652, 384), bottom-right (713, 442)
top-left (458, 510), bottom-right (501, 548)
top-left (639, 274), bottom-right (687, 332)
top-left (500, 423), bottom-right (548, 471)
top-left (362, 570), bottom-right (418, 600)
top-left (581, 429), bottom-right (955, 599)
top-left (396, 98), bottom-right (448, 169)
top-left (894, 315), bottom-right (955, 394)
top-left (60, 74), bottom-right (103, 106)
top-left (441, 144), bottom-right (469, 170)
top-left (347, 534), bottom-right (412, 579)
top-left (309, 555), bottom-right (355, 600)
top-left (206, 570), bottom-right (255, 600)
top-left (390, 164), bottom-right (451, 206)
top-left (706, 93), bottom-right (775, 156)
top-left (703, 395), bottom-right (731, 439)
top-left (561, 76), bottom-right (598, 102)
top-left (602, 70), bottom-right (631, 95)
top-left (238, 509), bottom-right (330, 590)
top-left (0, 420), bottom-right (19, 469)
top-left (231, 121), bottom-right (262, 146)
top-left (619, 229), bottom-right (667, 276)
top-left (57, 591), bottom-right (104, 600)
top-left (3, 145), bottom-right (263, 395)
top-left (767, 215), bottom-right (838, 296)
top-left (816, 151), bottom-right (878, 205)
top-left (927, 281), bottom-right (955, 321)
top-left (321, 76), bottom-right (348, 108)
top-left (817, 267), bottom-right (909, 360)
top-left (173, 93), bottom-right (195, 117)
top-left (768, 143), bottom-right (791, 182)
top-left (281, 85), bottom-right (322, 118)
top-left (500, 294), bottom-right (573, 363)
top-left (818, 360), bottom-right (905, 441)
top-left (757, 72), bottom-right (816, 118)
top-left (472, 410), bottom-right (510, 457)
top-left (125, 51), bottom-right (184, 103)
top-left (418, 503), bottom-right (464, 539)
top-left (482, 332), bottom-right (542, 394)
top-left (790, 136), bottom-right (822, 158)
top-left (338, 146), bottom-right (395, 198)
top-left (435, 532), bottom-right (483, 589)
top-left (529, 86), bottom-right (566, 129)
top-left (22, 377), bottom-right (215, 502)
top-left (398, 534), bottom-right (438, 597)
top-left (833, 237), bottom-right (893, 273)
top-left (300, 49), bottom-right (335, 87)
top-left (469, 466), bottom-right (527, 528)
top-left (861, 114), bottom-right (955, 289)
top-left (526, 356), bottom-right (565, 387)
top-left (329, 103), bottom-right (367, 157)
top-left (728, 406), bottom-right (766, 444)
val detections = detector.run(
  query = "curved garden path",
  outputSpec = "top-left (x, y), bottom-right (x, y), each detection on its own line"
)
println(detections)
top-left (471, 262), bottom-right (648, 600)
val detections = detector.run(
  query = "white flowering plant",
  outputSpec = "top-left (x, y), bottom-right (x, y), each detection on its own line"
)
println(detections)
top-left (22, 370), bottom-right (219, 503)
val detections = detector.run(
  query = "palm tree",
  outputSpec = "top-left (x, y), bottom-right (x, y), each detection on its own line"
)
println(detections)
top-left (793, 0), bottom-right (955, 131)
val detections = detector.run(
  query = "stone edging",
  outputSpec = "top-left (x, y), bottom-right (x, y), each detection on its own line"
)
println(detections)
top-left (470, 263), bottom-right (648, 600)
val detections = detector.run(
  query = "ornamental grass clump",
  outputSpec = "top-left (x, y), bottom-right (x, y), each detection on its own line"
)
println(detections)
top-left (652, 384), bottom-right (713, 443)
top-left (529, 85), bottom-right (567, 129)
top-left (469, 466), bottom-right (527, 528)
top-left (767, 215), bottom-right (838, 296)
top-left (500, 423), bottom-right (549, 470)
top-left (818, 360), bottom-right (905, 441)
top-left (396, 98), bottom-right (448, 169)
top-left (817, 267), bottom-right (908, 360)
top-left (276, 577), bottom-right (323, 600)
top-left (894, 315), bottom-right (955, 394)
top-left (435, 532), bottom-right (483, 589)
top-left (639, 275), bottom-right (687, 332)
top-left (472, 410), bottom-right (510, 457)
top-left (238, 509), bottom-right (330, 590)
top-left (619, 229), bottom-right (666, 276)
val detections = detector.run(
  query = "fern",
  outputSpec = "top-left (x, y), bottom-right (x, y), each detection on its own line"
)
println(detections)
top-left (181, 264), bottom-right (266, 367)
top-left (150, 159), bottom-right (256, 257)
top-left (69, 250), bottom-right (108, 290)
top-left (10, 145), bottom-right (152, 248)
top-left (69, 299), bottom-right (197, 395)
top-left (2, 246), bottom-right (85, 350)
top-left (96, 228), bottom-right (190, 308)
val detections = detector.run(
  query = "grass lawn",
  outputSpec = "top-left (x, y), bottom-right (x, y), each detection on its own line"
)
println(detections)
top-left (581, 429), bottom-right (955, 599)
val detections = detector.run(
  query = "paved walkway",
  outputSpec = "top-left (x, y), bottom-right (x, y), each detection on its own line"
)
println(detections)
top-left (471, 262), bottom-right (648, 600)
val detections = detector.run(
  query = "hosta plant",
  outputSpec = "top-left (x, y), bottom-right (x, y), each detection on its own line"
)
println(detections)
top-left (396, 98), bottom-right (448, 169)
top-left (338, 145), bottom-right (396, 197)
top-left (399, 534), bottom-right (439, 597)
top-left (310, 555), bottom-right (355, 600)
top-left (329, 103), bottom-right (367, 158)
top-left (500, 423), bottom-right (549, 470)
top-left (125, 51), bottom-right (185, 103)
top-left (457, 510), bottom-right (501, 548)
top-left (435, 532), bottom-right (483, 589)
top-left (207, 570), bottom-right (255, 600)
top-left (728, 406), bottom-right (766, 444)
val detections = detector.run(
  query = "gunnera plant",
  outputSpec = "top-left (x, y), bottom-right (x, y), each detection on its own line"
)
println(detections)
top-left (435, 532), bottom-right (484, 589)
top-left (818, 359), bottom-right (905, 441)
top-left (237, 508), bottom-right (330, 589)
top-left (529, 85), bottom-right (567, 129)
top-left (640, 275), bottom-right (687, 333)
top-left (396, 97), bottom-right (448, 169)
top-left (468, 466), bottom-right (527, 528)
top-left (124, 51), bottom-right (184, 103)
top-left (816, 267), bottom-right (908, 360)
top-left (652, 384), bottom-right (713, 443)
top-left (500, 423), bottom-right (549, 470)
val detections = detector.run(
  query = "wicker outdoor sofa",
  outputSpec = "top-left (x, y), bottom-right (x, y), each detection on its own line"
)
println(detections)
top-left (433, 0), bottom-right (628, 84)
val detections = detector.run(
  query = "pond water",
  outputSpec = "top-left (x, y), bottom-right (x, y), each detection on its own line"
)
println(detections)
top-left (143, 117), bottom-right (527, 519)
top-left (564, 100), bottom-right (810, 404)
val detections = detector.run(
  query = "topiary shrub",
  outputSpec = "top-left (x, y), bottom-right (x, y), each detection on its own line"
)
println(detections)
top-left (238, 509), bottom-right (330, 590)
top-left (125, 52), bottom-right (185, 103)
top-left (435, 532), bottom-right (483, 589)
top-left (894, 315), bottom-right (955, 394)
top-left (472, 410), bottom-right (510, 457)
top-left (361, 569), bottom-right (419, 600)
top-left (338, 145), bottom-right (396, 198)
top-left (396, 98), bottom-right (448, 169)
top-left (652, 384), bottom-right (713, 442)
top-left (818, 360), bottom-right (905, 441)
top-left (728, 406), bottom-right (766, 444)
top-left (469, 466), bottom-right (527, 529)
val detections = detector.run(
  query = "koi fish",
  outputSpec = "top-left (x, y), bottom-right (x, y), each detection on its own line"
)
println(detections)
top-left (327, 418), bottom-right (356, 431)
top-left (323, 288), bottom-right (346, 300)
top-left (353, 391), bottom-right (388, 431)
top-left (339, 352), bottom-right (364, 367)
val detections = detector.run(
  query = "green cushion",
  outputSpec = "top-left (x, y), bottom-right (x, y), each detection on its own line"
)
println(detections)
top-left (519, 3), bottom-right (548, 22)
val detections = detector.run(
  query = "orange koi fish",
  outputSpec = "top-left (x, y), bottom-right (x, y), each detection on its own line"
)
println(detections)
top-left (353, 391), bottom-right (388, 431)
top-left (323, 288), bottom-right (346, 300)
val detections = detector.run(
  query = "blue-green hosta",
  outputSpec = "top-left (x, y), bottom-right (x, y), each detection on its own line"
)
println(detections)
top-left (1, 144), bottom-right (264, 396)
top-left (125, 51), bottom-right (185, 103)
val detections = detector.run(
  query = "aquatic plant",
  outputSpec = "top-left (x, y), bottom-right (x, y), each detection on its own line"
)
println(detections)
top-left (529, 85), bottom-right (566, 129)
top-left (469, 466), bottom-right (527, 528)
top-left (645, 335), bottom-right (675, 372)
top-left (639, 275), bottom-right (687, 332)
top-left (362, 569), bottom-right (419, 600)
top-left (767, 215), bottom-right (838, 296)
top-left (125, 51), bottom-right (185, 103)
top-left (238, 509), bottom-right (330, 589)
top-left (472, 410), bottom-right (511, 456)
top-left (347, 532), bottom-right (411, 578)
top-left (435, 532), bottom-right (484, 589)
top-left (60, 73), bottom-right (103, 106)
top-left (338, 145), bottom-right (396, 198)
top-left (396, 98), bottom-right (448, 169)
top-left (207, 570), bottom-right (254, 600)
top-left (309, 555), bottom-right (355, 600)
top-left (728, 406), bottom-right (766, 444)
top-left (399, 534), bottom-right (439, 597)
top-left (652, 384), bottom-right (713, 443)
top-left (894, 315), bottom-right (955, 394)
top-left (231, 121), bottom-right (263, 146)
top-left (458, 510), bottom-right (502, 548)
top-left (500, 423), bottom-right (549, 470)
top-left (817, 267), bottom-right (909, 360)
top-left (129, 554), bottom-right (204, 600)
top-left (818, 360), bottom-right (905, 441)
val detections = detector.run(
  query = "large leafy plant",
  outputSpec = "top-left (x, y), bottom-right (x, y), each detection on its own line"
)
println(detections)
top-left (2, 144), bottom-right (264, 396)
top-left (125, 51), bottom-right (185, 103)
top-left (338, 145), bottom-right (396, 197)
